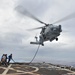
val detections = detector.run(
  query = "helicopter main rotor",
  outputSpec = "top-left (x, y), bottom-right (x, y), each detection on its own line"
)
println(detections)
top-left (15, 5), bottom-right (75, 30)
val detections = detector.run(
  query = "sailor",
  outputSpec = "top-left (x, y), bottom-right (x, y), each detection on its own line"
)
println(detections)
top-left (1, 54), bottom-right (7, 66)
top-left (8, 54), bottom-right (12, 64)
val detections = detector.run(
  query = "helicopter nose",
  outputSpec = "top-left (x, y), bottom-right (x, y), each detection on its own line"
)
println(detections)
top-left (59, 25), bottom-right (62, 32)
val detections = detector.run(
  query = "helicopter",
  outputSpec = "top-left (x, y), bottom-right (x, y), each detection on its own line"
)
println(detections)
top-left (30, 24), bottom-right (62, 46)
top-left (16, 6), bottom-right (75, 46)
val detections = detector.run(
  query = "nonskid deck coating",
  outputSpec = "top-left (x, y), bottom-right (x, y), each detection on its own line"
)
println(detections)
top-left (0, 63), bottom-right (75, 75)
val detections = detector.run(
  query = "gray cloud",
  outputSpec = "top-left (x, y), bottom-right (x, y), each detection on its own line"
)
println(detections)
top-left (0, 0), bottom-right (75, 63)
top-left (0, 32), bottom-right (24, 49)
top-left (17, 0), bottom-right (52, 16)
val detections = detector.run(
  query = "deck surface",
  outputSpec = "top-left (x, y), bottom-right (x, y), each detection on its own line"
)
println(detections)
top-left (0, 63), bottom-right (75, 75)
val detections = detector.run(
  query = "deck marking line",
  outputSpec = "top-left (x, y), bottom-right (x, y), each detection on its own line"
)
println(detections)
top-left (2, 64), bottom-right (12, 75)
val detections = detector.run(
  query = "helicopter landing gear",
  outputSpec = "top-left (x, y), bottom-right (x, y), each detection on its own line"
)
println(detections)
top-left (56, 38), bottom-right (58, 41)
top-left (42, 43), bottom-right (44, 46)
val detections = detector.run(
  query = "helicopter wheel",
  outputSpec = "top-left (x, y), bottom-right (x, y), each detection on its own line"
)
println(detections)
top-left (56, 38), bottom-right (58, 41)
top-left (42, 43), bottom-right (44, 46)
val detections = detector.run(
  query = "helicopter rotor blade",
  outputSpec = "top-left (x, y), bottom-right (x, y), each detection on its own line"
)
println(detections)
top-left (15, 5), bottom-right (47, 25)
top-left (27, 26), bottom-right (45, 31)
top-left (53, 12), bottom-right (75, 24)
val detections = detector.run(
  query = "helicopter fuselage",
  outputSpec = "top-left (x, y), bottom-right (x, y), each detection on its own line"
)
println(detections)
top-left (30, 24), bottom-right (62, 46)
top-left (42, 24), bottom-right (62, 42)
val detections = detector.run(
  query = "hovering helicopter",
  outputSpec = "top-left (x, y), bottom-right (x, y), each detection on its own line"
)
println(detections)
top-left (30, 24), bottom-right (62, 46)
top-left (27, 13), bottom-right (62, 46)
top-left (16, 6), bottom-right (75, 46)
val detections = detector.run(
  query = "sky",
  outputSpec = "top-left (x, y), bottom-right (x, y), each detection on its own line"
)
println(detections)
top-left (0, 0), bottom-right (75, 64)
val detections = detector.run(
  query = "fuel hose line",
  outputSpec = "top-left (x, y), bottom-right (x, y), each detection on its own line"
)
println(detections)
top-left (29, 45), bottom-right (40, 64)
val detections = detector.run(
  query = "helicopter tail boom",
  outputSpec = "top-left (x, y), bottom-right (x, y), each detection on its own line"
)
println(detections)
top-left (30, 42), bottom-right (40, 44)
top-left (30, 42), bottom-right (44, 46)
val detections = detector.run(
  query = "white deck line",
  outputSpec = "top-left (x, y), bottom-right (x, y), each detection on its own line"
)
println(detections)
top-left (2, 64), bottom-right (12, 75)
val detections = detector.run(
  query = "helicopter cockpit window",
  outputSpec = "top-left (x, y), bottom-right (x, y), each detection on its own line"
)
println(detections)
top-left (42, 28), bottom-right (45, 32)
top-left (53, 28), bottom-right (56, 31)
top-left (51, 28), bottom-right (56, 31)
top-left (40, 27), bottom-right (45, 34)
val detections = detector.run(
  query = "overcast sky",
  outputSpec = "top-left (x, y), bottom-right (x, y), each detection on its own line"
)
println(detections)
top-left (0, 0), bottom-right (75, 64)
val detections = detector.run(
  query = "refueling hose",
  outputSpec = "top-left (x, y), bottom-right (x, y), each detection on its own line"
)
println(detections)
top-left (29, 45), bottom-right (40, 64)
